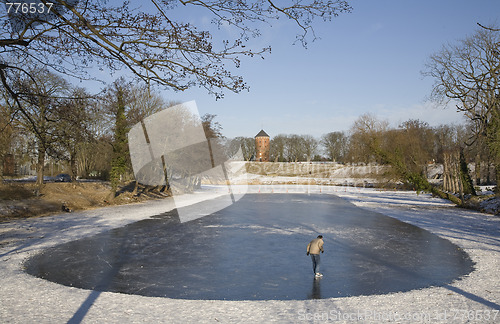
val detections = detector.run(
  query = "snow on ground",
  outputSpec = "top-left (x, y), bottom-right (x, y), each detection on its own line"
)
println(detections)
top-left (0, 185), bottom-right (499, 323)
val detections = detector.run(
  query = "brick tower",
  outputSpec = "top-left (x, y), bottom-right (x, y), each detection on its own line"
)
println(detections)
top-left (255, 129), bottom-right (270, 162)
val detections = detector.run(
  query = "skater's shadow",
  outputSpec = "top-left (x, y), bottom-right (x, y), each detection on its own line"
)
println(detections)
top-left (308, 277), bottom-right (322, 299)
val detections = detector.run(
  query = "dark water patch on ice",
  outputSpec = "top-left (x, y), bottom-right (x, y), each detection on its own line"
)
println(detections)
top-left (24, 194), bottom-right (474, 300)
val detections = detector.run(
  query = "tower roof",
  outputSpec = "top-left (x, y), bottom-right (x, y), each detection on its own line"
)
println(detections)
top-left (255, 129), bottom-right (269, 138)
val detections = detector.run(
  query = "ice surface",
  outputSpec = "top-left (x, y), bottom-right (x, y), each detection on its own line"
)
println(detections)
top-left (23, 194), bottom-right (473, 301)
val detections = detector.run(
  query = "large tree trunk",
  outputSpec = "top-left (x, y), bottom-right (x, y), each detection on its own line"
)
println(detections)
top-left (475, 154), bottom-right (481, 186)
top-left (443, 153), bottom-right (450, 192)
top-left (70, 151), bottom-right (78, 182)
top-left (109, 86), bottom-right (128, 199)
top-left (36, 146), bottom-right (45, 190)
top-left (459, 149), bottom-right (476, 196)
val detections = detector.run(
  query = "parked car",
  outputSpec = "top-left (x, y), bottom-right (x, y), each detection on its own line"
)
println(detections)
top-left (55, 173), bottom-right (72, 182)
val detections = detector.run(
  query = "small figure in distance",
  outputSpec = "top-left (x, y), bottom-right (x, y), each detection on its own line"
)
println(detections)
top-left (306, 235), bottom-right (324, 278)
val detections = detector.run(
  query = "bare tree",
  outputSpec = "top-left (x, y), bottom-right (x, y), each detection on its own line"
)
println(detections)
top-left (202, 114), bottom-right (224, 140)
top-left (1, 0), bottom-right (352, 133)
top-left (270, 134), bottom-right (287, 162)
top-left (398, 119), bottom-right (434, 166)
top-left (321, 131), bottom-right (348, 162)
top-left (54, 87), bottom-right (96, 181)
top-left (76, 140), bottom-right (112, 180)
top-left (285, 134), bottom-right (303, 162)
top-left (347, 113), bottom-right (388, 163)
top-left (433, 124), bottom-right (463, 164)
top-left (126, 87), bottom-right (172, 128)
top-left (424, 25), bottom-right (500, 189)
top-left (231, 137), bottom-right (255, 161)
top-left (365, 119), bottom-right (437, 193)
top-left (0, 102), bottom-right (14, 176)
top-left (302, 135), bottom-right (318, 162)
top-left (6, 67), bottom-right (69, 188)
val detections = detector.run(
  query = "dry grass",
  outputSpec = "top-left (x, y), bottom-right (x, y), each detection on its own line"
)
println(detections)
top-left (0, 181), bottom-right (170, 220)
top-left (0, 183), bottom-right (36, 200)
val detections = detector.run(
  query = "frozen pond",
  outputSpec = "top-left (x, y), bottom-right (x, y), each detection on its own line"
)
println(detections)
top-left (24, 194), bottom-right (474, 300)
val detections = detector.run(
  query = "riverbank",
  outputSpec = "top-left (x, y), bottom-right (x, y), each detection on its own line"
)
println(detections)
top-left (2, 161), bottom-right (498, 220)
top-left (0, 181), bottom-right (170, 220)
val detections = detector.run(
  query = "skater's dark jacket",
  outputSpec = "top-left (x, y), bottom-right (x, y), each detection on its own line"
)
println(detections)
top-left (307, 238), bottom-right (324, 255)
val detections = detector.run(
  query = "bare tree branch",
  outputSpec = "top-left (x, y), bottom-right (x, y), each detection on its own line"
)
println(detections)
top-left (477, 23), bottom-right (500, 32)
top-left (1, 0), bottom-right (351, 99)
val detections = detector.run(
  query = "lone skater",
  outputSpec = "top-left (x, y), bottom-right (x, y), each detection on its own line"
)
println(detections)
top-left (307, 235), bottom-right (324, 277)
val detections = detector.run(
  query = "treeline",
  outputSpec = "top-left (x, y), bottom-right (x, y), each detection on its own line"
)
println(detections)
top-left (0, 69), bottom-right (226, 196)
top-left (230, 114), bottom-right (494, 186)
top-left (232, 116), bottom-right (489, 166)
top-left (0, 71), bottom-right (179, 193)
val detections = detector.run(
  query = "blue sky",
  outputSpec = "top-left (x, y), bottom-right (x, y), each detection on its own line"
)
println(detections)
top-left (169, 0), bottom-right (500, 139)
top-left (94, 1), bottom-right (500, 139)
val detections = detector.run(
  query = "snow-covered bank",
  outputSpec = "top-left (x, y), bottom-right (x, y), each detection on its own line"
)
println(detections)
top-left (0, 186), bottom-right (499, 323)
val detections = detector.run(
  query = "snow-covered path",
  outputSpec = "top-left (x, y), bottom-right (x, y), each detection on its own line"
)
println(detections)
top-left (0, 186), bottom-right (499, 323)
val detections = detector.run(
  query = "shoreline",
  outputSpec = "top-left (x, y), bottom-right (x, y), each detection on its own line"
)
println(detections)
top-left (0, 186), bottom-right (499, 323)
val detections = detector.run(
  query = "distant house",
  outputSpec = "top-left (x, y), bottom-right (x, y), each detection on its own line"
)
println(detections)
top-left (255, 129), bottom-right (270, 162)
